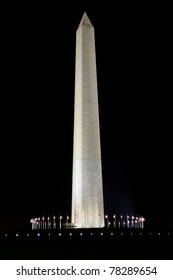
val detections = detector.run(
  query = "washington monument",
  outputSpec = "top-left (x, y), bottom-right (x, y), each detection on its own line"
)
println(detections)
top-left (71, 13), bottom-right (104, 228)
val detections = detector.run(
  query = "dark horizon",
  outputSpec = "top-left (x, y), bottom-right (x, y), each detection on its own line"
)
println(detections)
top-left (1, 4), bottom-right (172, 231)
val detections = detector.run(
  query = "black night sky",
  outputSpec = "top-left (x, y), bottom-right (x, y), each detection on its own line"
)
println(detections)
top-left (1, 3), bottom-right (172, 230)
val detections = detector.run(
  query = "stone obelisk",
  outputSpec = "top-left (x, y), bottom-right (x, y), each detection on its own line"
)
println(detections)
top-left (71, 13), bottom-right (104, 228)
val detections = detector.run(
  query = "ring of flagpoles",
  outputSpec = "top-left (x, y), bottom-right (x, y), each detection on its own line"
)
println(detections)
top-left (30, 214), bottom-right (145, 230)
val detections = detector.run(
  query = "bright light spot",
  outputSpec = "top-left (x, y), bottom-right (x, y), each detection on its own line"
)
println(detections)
top-left (48, 234), bottom-right (50, 236)
top-left (59, 233), bottom-right (62, 236)
top-left (167, 233), bottom-right (170, 235)
top-left (80, 233), bottom-right (83, 236)
top-left (158, 233), bottom-right (161, 235)
top-left (16, 234), bottom-right (19, 237)
top-left (69, 233), bottom-right (72, 236)
top-left (130, 233), bottom-right (133, 235)
top-left (37, 233), bottom-right (40, 237)
top-left (5, 234), bottom-right (7, 237)
top-left (140, 233), bottom-right (142, 235)
top-left (111, 233), bottom-right (113, 236)
top-left (27, 234), bottom-right (29, 237)
top-left (121, 233), bottom-right (123, 235)
top-left (101, 233), bottom-right (103, 236)
top-left (90, 233), bottom-right (93, 235)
